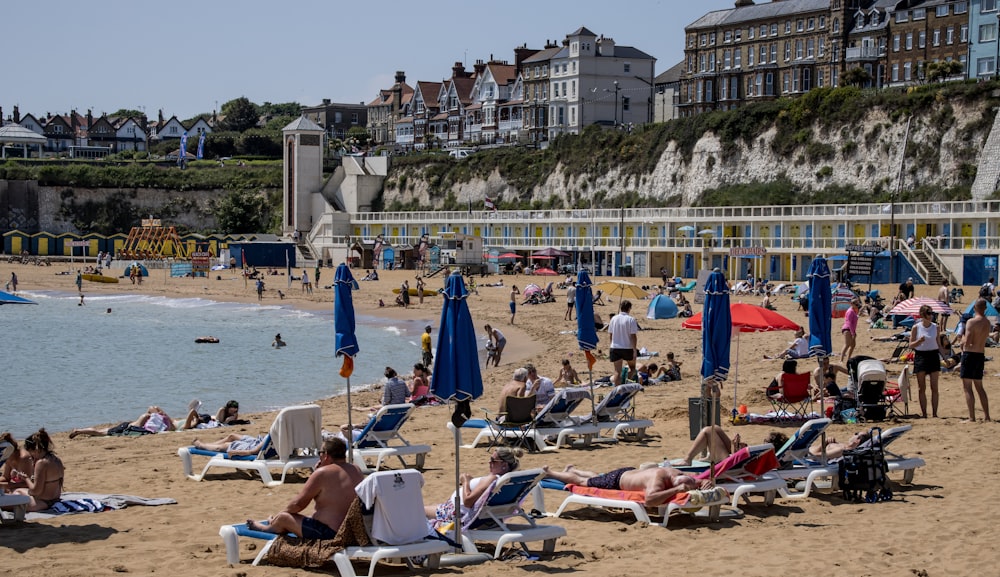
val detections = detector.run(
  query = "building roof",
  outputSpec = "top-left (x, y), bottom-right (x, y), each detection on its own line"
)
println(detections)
top-left (282, 116), bottom-right (324, 132)
top-left (655, 60), bottom-right (686, 85)
top-left (522, 46), bottom-right (562, 64)
top-left (0, 123), bottom-right (47, 144)
top-left (721, 0), bottom-right (830, 25)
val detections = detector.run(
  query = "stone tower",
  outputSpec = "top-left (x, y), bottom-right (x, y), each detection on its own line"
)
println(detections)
top-left (281, 116), bottom-right (325, 236)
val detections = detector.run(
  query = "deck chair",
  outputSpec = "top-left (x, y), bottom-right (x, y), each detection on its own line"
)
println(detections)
top-left (220, 470), bottom-right (452, 575)
top-left (178, 404), bottom-right (322, 487)
top-left (481, 395), bottom-right (538, 451)
top-left (886, 343), bottom-right (910, 364)
top-left (537, 478), bottom-right (731, 528)
top-left (677, 444), bottom-right (787, 508)
top-left (885, 366), bottom-right (911, 417)
top-left (0, 493), bottom-right (31, 525)
top-left (350, 404), bottom-right (431, 473)
top-left (768, 417), bottom-right (839, 498)
top-left (860, 425), bottom-right (925, 484)
top-left (576, 383), bottom-right (654, 440)
top-left (677, 280), bottom-right (698, 292)
top-left (768, 372), bottom-right (813, 420)
top-left (457, 468), bottom-right (567, 559)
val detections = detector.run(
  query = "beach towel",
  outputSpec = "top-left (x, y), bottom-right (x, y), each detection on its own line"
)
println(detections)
top-left (25, 492), bottom-right (177, 520)
top-left (264, 497), bottom-right (371, 568)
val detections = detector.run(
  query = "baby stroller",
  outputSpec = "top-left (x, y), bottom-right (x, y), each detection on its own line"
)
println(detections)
top-left (848, 355), bottom-right (889, 422)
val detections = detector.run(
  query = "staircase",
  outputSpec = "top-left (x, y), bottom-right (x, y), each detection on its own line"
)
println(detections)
top-left (912, 250), bottom-right (945, 285)
top-left (971, 105), bottom-right (1000, 200)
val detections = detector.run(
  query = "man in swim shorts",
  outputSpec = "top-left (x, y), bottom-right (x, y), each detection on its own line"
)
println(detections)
top-left (543, 463), bottom-right (711, 507)
top-left (247, 438), bottom-right (364, 539)
top-left (960, 299), bottom-right (991, 422)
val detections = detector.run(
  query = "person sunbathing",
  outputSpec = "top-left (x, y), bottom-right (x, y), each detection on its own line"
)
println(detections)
top-left (69, 406), bottom-right (177, 438)
top-left (543, 463), bottom-right (711, 508)
top-left (425, 447), bottom-right (523, 528)
top-left (809, 431), bottom-right (871, 460)
top-left (1, 432), bottom-right (32, 491)
top-left (247, 438), bottom-right (363, 539)
top-left (192, 432), bottom-right (268, 457)
top-left (672, 426), bottom-right (789, 466)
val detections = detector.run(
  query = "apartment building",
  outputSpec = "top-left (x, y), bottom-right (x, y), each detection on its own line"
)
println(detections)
top-left (970, 0), bottom-right (1000, 77)
top-left (887, 0), bottom-right (969, 85)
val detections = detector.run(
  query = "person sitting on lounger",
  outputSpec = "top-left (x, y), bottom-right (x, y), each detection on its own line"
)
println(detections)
top-left (543, 462), bottom-right (712, 508)
top-left (425, 447), bottom-right (523, 528)
top-left (192, 432), bottom-right (269, 457)
top-left (69, 406), bottom-right (177, 438)
top-left (809, 431), bottom-right (871, 460)
top-left (247, 438), bottom-right (364, 539)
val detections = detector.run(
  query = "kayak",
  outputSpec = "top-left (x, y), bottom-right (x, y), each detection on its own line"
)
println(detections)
top-left (392, 288), bottom-right (437, 297)
top-left (82, 274), bottom-right (119, 284)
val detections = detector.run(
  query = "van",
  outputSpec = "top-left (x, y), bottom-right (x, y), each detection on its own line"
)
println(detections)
top-left (448, 149), bottom-right (473, 159)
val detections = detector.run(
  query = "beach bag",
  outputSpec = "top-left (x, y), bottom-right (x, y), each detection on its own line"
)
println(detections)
top-left (838, 427), bottom-right (891, 503)
top-left (980, 284), bottom-right (993, 299)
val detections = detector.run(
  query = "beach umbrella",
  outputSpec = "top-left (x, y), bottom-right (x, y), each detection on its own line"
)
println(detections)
top-left (532, 247), bottom-right (570, 258)
top-left (677, 226), bottom-right (696, 234)
top-left (333, 263), bottom-right (360, 463)
top-left (596, 279), bottom-right (648, 301)
top-left (576, 269), bottom-right (599, 425)
top-left (807, 257), bottom-right (832, 463)
top-left (497, 252), bottom-right (522, 260)
top-left (533, 267), bottom-right (558, 276)
top-left (700, 268), bottom-right (731, 484)
top-left (430, 270), bottom-right (483, 550)
top-left (697, 229), bottom-right (715, 236)
top-left (0, 290), bottom-right (37, 305)
top-left (889, 297), bottom-right (954, 317)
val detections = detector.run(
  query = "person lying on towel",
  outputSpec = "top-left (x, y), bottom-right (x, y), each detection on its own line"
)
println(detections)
top-left (247, 438), bottom-right (363, 539)
top-left (543, 463), bottom-right (711, 508)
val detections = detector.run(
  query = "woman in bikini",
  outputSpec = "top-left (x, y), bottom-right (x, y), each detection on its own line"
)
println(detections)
top-left (1, 432), bottom-right (32, 491)
top-left (11, 429), bottom-right (64, 511)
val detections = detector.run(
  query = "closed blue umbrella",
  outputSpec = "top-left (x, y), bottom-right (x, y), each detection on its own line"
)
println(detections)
top-left (333, 263), bottom-right (360, 462)
top-left (807, 257), bottom-right (833, 358)
top-left (575, 269), bottom-right (599, 423)
top-left (430, 270), bottom-right (483, 551)
top-left (700, 268), bottom-right (731, 483)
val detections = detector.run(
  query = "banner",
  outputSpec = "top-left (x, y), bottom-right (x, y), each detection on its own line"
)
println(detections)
top-left (179, 131), bottom-right (188, 161)
top-left (485, 196), bottom-right (496, 211)
top-left (196, 132), bottom-right (205, 159)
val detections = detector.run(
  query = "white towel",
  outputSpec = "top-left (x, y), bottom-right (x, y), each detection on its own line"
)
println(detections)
top-left (271, 405), bottom-right (323, 459)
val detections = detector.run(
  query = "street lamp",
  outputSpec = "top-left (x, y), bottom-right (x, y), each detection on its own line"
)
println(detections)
top-left (613, 80), bottom-right (620, 127)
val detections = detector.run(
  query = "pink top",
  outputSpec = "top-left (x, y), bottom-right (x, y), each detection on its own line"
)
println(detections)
top-left (842, 307), bottom-right (859, 334)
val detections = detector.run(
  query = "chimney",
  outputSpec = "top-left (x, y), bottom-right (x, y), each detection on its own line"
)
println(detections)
top-left (13, 105), bottom-right (20, 123)
top-left (597, 36), bottom-right (615, 57)
top-left (474, 59), bottom-right (486, 76)
top-left (322, 98), bottom-right (331, 105)
top-left (71, 110), bottom-right (78, 132)
top-left (395, 70), bottom-right (406, 84)
top-left (86, 109), bottom-right (93, 128)
top-left (158, 109), bottom-right (164, 124)
top-left (735, 0), bottom-right (755, 6)
top-left (452, 62), bottom-right (466, 78)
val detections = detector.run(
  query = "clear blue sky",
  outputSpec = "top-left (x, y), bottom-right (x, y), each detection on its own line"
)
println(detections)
top-left (7, 0), bottom-right (736, 121)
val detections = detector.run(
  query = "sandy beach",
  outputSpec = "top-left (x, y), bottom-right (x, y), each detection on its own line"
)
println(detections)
top-left (1, 261), bottom-right (995, 576)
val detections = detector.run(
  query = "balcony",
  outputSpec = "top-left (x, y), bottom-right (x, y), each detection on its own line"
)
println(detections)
top-left (846, 46), bottom-right (885, 61)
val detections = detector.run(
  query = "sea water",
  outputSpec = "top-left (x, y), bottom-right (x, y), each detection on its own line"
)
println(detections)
top-left (2, 291), bottom-right (437, 438)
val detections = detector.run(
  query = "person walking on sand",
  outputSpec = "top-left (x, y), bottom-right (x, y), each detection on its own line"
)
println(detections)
top-left (75, 270), bottom-right (82, 292)
top-left (608, 299), bottom-right (639, 386)
top-left (301, 270), bottom-right (312, 294)
top-left (421, 325), bottom-right (434, 368)
top-left (564, 280), bottom-right (576, 321)
top-left (840, 299), bottom-right (860, 363)
top-left (416, 276), bottom-right (425, 305)
top-left (960, 299), bottom-right (992, 422)
top-left (400, 279), bottom-right (410, 308)
top-left (256, 278), bottom-right (265, 301)
top-left (10, 271), bottom-right (18, 293)
top-left (509, 284), bottom-right (520, 324)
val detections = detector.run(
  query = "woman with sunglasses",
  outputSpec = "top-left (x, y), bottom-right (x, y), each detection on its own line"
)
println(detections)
top-left (424, 447), bottom-right (523, 527)
top-left (909, 304), bottom-right (944, 418)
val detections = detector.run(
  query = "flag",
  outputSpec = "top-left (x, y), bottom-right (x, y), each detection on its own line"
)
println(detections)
top-left (468, 198), bottom-right (472, 216)
top-left (485, 196), bottom-right (496, 212)
top-left (196, 132), bottom-right (205, 159)
top-left (179, 131), bottom-right (188, 158)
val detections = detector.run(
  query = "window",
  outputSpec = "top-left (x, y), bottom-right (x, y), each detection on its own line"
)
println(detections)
top-left (983, 0), bottom-right (998, 12)
top-left (724, 49), bottom-right (731, 69)
top-left (760, 45), bottom-right (767, 63)
top-left (724, 30), bottom-right (733, 43)
top-left (721, 78), bottom-right (729, 100)
top-left (831, 67), bottom-right (839, 86)
top-left (892, 63), bottom-right (900, 82)
top-left (795, 39), bottom-right (804, 59)
top-left (734, 48), bottom-right (742, 67)
top-left (783, 71), bottom-right (790, 92)
top-left (622, 96), bottom-right (631, 110)
top-left (351, 113), bottom-right (359, 124)
top-left (770, 42), bottom-right (778, 62)
top-left (962, 24), bottom-right (969, 43)
top-left (933, 29), bottom-right (941, 46)
top-left (981, 23), bottom-right (997, 43)
top-left (700, 33), bottom-right (707, 46)
top-left (797, 19), bottom-right (804, 32)
top-left (978, 57), bottom-right (996, 75)
top-left (819, 15), bottom-right (826, 28)
top-left (746, 76), bottom-right (755, 97)
top-left (771, 23), bottom-right (778, 35)
top-left (819, 37), bottom-right (826, 57)
top-left (760, 25), bottom-right (767, 37)
top-left (730, 76), bottom-right (739, 99)
top-left (912, 7), bottom-right (925, 19)
top-left (833, 18), bottom-right (840, 33)
top-left (893, 34), bottom-right (901, 51)
top-left (906, 32), bottom-right (913, 50)
top-left (765, 72), bottom-right (774, 95)
top-left (918, 30), bottom-right (926, 48)
top-left (955, 1), bottom-right (967, 15)
top-left (709, 32), bottom-right (716, 45)
top-left (748, 48), bottom-right (755, 66)
top-left (802, 69), bottom-right (812, 91)
top-left (553, 82), bottom-right (559, 97)
top-left (904, 62), bottom-right (912, 81)
top-left (817, 68), bottom-right (825, 87)
top-left (735, 29), bottom-right (742, 42)
top-left (755, 73), bottom-right (763, 95)
top-left (896, 10), bottom-right (908, 23)
top-left (807, 17), bottom-right (815, 30)
top-left (935, 5), bottom-right (948, 17)
top-left (709, 53), bottom-right (716, 71)
top-left (785, 20), bottom-right (792, 33)
top-left (687, 55), bottom-right (694, 72)
top-left (807, 38), bottom-right (814, 58)
top-left (624, 62), bottom-right (631, 73)
top-left (688, 35), bottom-right (695, 48)
top-left (749, 26), bottom-right (755, 39)
top-left (792, 69), bottom-right (800, 91)
top-left (946, 27), bottom-right (954, 44)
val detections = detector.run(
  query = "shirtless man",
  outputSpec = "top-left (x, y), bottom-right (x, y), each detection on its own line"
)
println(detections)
top-left (498, 368), bottom-right (529, 413)
top-left (247, 438), bottom-right (363, 539)
top-left (960, 299), bottom-right (992, 422)
top-left (543, 463), bottom-right (711, 507)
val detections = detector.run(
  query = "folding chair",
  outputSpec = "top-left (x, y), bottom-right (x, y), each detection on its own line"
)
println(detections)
top-left (886, 344), bottom-right (909, 364)
top-left (482, 395), bottom-right (538, 451)
top-left (885, 366), bottom-right (911, 417)
top-left (767, 372), bottom-right (812, 420)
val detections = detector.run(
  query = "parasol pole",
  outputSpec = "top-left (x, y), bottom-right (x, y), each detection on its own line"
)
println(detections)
top-left (452, 402), bottom-right (463, 551)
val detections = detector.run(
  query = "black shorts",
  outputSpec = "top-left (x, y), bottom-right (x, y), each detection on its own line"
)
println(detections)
top-left (609, 348), bottom-right (634, 363)
top-left (960, 351), bottom-right (986, 380)
top-left (567, 301), bottom-right (575, 309)
top-left (913, 349), bottom-right (941, 375)
top-left (300, 517), bottom-right (337, 540)
top-left (586, 467), bottom-right (635, 490)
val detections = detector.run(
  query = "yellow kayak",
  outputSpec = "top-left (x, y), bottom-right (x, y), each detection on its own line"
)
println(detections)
top-left (392, 287), bottom-right (437, 297)
top-left (82, 274), bottom-right (119, 284)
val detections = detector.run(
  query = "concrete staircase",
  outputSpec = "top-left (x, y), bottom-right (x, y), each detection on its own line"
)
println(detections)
top-left (971, 106), bottom-right (1000, 200)
top-left (912, 249), bottom-right (945, 285)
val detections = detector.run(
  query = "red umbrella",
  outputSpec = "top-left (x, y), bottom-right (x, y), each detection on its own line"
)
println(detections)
top-left (529, 255), bottom-right (555, 260)
top-left (497, 252), bottom-right (522, 260)
top-left (533, 267), bottom-right (558, 276)
top-left (681, 303), bottom-right (800, 332)
top-left (888, 297), bottom-right (954, 317)
top-left (683, 303), bottom-right (800, 411)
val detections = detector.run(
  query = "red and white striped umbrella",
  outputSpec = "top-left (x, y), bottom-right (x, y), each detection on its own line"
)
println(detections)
top-left (888, 297), bottom-right (954, 317)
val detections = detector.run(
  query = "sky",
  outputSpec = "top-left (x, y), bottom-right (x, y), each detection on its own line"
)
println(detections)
top-left (6, 0), bottom-right (738, 121)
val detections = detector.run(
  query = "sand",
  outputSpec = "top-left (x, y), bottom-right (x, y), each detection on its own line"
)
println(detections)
top-left (1, 261), bottom-right (995, 576)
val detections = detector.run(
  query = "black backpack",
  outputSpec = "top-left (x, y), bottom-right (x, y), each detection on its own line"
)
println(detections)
top-left (980, 284), bottom-right (993, 299)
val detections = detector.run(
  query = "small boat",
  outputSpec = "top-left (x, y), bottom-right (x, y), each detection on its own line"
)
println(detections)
top-left (194, 336), bottom-right (220, 343)
top-left (82, 273), bottom-right (119, 284)
top-left (392, 287), bottom-right (437, 297)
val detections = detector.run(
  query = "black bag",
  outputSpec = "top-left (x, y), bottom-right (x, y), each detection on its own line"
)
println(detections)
top-left (838, 427), bottom-right (891, 503)
top-left (980, 284), bottom-right (993, 299)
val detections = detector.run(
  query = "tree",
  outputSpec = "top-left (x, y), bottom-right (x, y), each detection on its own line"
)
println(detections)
top-left (110, 108), bottom-right (144, 119)
top-left (927, 61), bottom-right (964, 83)
top-left (259, 102), bottom-right (302, 118)
top-left (841, 67), bottom-right (873, 88)
top-left (238, 129), bottom-right (281, 157)
top-left (212, 189), bottom-right (272, 234)
top-left (219, 97), bottom-right (260, 132)
top-left (347, 126), bottom-right (371, 147)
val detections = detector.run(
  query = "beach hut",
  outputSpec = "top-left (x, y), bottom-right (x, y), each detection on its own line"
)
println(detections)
top-left (3, 230), bottom-right (31, 255)
top-left (646, 293), bottom-right (679, 320)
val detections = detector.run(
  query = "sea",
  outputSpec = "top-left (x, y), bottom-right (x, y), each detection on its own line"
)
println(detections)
top-left (2, 290), bottom-right (441, 439)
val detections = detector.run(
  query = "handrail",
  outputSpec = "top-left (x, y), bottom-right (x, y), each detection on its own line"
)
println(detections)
top-left (921, 238), bottom-right (958, 285)
top-left (900, 242), bottom-right (930, 283)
